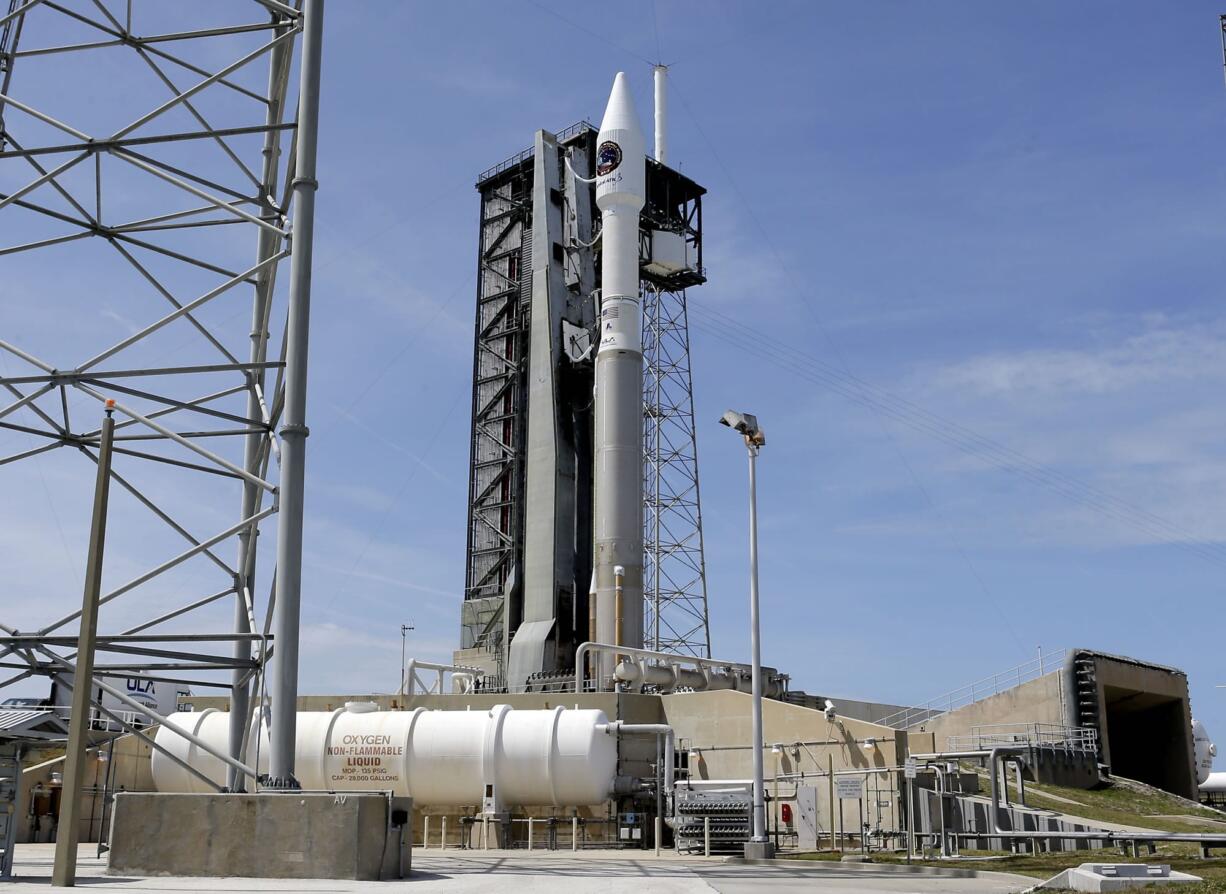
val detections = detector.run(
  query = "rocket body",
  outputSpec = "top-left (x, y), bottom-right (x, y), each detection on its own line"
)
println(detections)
top-left (593, 72), bottom-right (645, 682)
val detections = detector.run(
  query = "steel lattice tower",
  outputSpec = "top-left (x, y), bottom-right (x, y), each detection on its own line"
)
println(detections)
top-left (643, 285), bottom-right (711, 657)
top-left (0, 0), bottom-right (322, 788)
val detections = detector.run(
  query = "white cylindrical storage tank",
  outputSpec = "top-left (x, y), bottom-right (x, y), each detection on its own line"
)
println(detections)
top-left (152, 708), bottom-right (268, 794)
top-left (152, 704), bottom-right (618, 808)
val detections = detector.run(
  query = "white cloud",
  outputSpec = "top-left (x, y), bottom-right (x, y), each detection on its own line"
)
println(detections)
top-left (930, 319), bottom-right (1226, 397)
top-left (898, 315), bottom-right (1226, 550)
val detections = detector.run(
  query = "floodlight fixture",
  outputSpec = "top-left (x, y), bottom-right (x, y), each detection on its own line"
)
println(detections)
top-left (719, 410), bottom-right (765, 446)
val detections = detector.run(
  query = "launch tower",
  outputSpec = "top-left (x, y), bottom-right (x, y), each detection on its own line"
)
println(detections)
top-left (458, 84), bottom-right (707, 690)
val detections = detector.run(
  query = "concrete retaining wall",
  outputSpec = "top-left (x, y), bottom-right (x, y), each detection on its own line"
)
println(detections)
top-left (913, 788), bottom-right (1111, 854)
top-left (108, 792), bottom-right (410, 880)
top-left (915, 673), bottom-right (1066, 750)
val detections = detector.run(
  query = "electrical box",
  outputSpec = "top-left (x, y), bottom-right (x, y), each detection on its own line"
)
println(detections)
top-left (618, 811), bottom-right (644, 843)
top-left (795, 785), bottom-right (822, 851)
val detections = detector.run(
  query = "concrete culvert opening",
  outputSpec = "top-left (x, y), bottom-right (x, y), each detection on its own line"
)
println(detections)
top-left (1103, 687), bottom-right (1195, 796)
top-left (1081, 651), bottom-right (1199, 800)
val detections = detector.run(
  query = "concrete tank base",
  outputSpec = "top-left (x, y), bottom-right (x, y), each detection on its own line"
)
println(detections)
top-left (108, 792), bottom-right (411, 881)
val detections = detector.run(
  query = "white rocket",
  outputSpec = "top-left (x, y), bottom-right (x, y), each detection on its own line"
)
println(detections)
top-left (592, 72), bottom-right (645, 680)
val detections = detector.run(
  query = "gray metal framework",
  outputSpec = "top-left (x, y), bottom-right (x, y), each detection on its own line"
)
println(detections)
top-left (460, 122), bottom-right (598, 689)
top-left (640, 159), bottom-right (710, 659)
top-left (462, 151), bottom-right (533, 672)
top-left (0, 0), bottom-right (321, 789)
top-left (642, 284), bottom-right (710, 657)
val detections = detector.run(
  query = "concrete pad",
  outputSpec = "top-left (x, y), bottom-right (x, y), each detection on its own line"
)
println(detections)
top-left (1033, 863), bottom-right (1203, 891)
top-left (8, 843), bottom-right (1036, 893)
top-left (743, 840), bottom-right (776, 859)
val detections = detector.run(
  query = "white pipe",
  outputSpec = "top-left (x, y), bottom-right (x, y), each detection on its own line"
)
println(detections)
top-left (564, 155), bottom-right (598, 185)
top-left (602, 721), bottom-right (674, 795)
top-left (575, 640), bottom-right (785, 696)
top-left (932, 764), bottom-right (949, 858)
top-left (653, 65), bottom-right (667, 164)
top-left (403, 658), bottom-right (482, 696)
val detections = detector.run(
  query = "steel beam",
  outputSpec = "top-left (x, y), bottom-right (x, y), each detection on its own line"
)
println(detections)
top-left (268, 0), bottom-right (324, 788)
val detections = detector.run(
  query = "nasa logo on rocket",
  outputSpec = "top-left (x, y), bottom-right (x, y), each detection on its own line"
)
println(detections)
top-left (597, 140), bottom-right (622, 176)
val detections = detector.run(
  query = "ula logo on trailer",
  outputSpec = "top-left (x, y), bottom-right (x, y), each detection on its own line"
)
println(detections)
top-left (597, 140), bottom-right (622, 175)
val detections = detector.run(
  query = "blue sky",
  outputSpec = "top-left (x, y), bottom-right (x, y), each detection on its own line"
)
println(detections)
top-left (4, 2), bottom-right (1226, 761)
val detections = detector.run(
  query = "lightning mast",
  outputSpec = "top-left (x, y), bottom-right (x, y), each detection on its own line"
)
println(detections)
top-left (642, 65), bottom-right (711, 657)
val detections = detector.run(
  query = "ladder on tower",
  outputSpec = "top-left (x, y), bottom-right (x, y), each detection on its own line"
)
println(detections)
top-left (1071, 651), bottom-right (1103, 760)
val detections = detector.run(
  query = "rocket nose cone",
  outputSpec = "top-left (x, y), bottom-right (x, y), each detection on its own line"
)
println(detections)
top-left (598, 71), bottom-right (644, 141)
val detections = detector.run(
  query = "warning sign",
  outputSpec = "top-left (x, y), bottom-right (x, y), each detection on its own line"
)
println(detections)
top-left (326, 733), bottom-right (402, 786)
top-left (835, 776), bottom-right (864, 800)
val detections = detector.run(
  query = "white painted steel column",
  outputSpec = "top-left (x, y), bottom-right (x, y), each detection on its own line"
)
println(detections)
top-left (747, 442), bottom-right (768, 847)
top-left (269, 0), bottom-right (324, 787)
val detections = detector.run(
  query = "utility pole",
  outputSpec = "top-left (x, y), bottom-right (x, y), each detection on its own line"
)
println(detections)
top-left (399, 623), bottom-right (414, 695)
top-left (53, 400), bottom-right (115, 887)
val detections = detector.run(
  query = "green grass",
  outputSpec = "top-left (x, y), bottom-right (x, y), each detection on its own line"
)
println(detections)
top-left (980, 773), bottom-right (1226, 836)
top-left (786, 777), bottom-right (1226, 890)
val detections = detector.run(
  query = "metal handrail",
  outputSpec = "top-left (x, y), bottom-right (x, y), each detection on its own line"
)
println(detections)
top-left (402, 659), bottom-right (481, 696)
top-left (877, 648), bottom-right (1067, 730)
top-left (947, 723), bottom-right (1098, 754)
top-left (477, 120), bottom-right (595, 184)
top-left (9, 704), bottom-right (168, 730)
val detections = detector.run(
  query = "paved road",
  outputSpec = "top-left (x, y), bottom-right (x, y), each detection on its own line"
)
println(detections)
top-left (7, 845), bottom-right (1033, 892)
top-left (413, 854), bottom-right (1031, 893)
top-left (692, 861), bottom-right (1029, 893)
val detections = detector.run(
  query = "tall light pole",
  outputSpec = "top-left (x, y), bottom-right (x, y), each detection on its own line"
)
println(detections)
top-left (399, 623), bottom-right (414, 695)
top-left (719, 410), bottom-right (774, 860)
